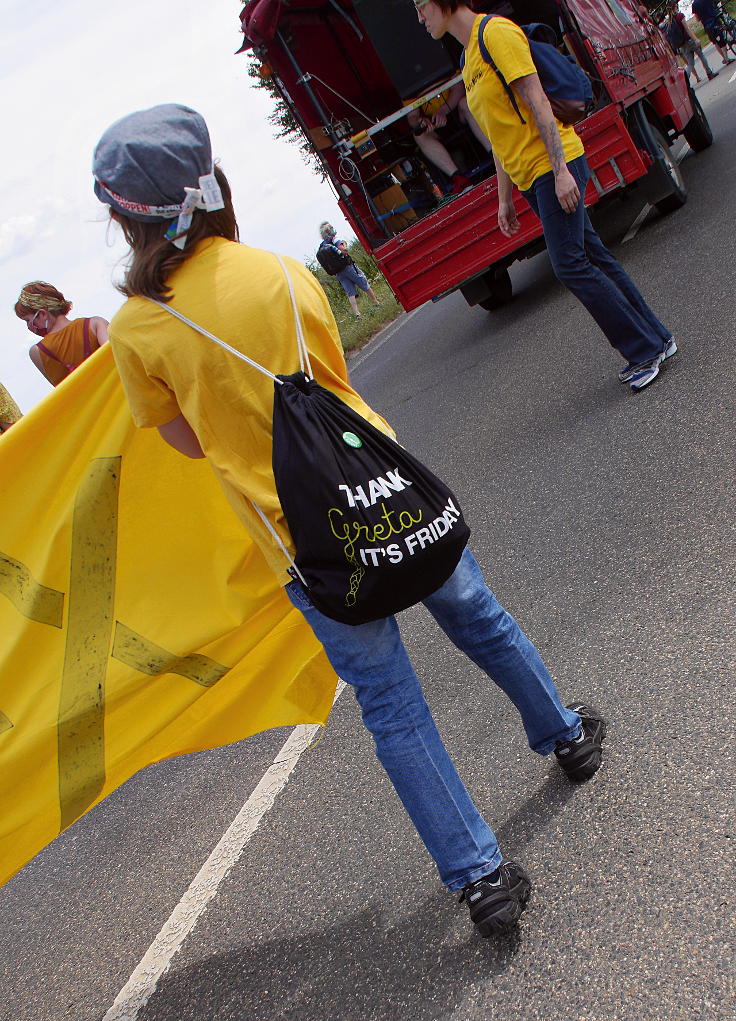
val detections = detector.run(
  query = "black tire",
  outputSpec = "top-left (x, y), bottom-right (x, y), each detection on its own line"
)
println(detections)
top-left (683, 89), bottom-right (713, 152)
top-left (648, 125), bottom-right (688, 214)
top-left (477, 266), bottom-right (513, 311)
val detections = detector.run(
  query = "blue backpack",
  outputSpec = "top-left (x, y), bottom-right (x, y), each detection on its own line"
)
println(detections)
top-left (472, 16), bottom-right (593, 126)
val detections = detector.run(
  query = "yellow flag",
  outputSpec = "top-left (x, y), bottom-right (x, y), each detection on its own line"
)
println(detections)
top-left (0, 345), bottom-right (338, 888)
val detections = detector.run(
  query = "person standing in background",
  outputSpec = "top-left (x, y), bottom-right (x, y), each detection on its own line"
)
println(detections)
top-left (14, 282), bottom-right (109, 386)
top-left (665, 1), bottom-right (718, 81)
top-left (317, 223), bottom-right (379, 318)
top-left (691, 0), bottom-right (736, 64)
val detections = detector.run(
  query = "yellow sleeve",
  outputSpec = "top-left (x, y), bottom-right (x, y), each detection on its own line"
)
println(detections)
top-left (109, 330), bottom-right (180, 429)
top-left (482, 17), bottom-right (536, 86)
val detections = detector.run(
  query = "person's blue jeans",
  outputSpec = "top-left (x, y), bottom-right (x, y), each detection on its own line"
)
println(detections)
top-left (285, 548), bottom-right (580, 891)
top-left (522, 155), bottom-right (671, 366)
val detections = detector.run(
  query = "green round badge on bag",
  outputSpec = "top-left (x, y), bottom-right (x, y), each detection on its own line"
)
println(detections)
top-left (342, 431), bottom-right (363, 448)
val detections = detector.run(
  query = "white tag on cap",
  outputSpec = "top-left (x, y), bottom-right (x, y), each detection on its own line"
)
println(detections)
top-left (199, 172), bottom-right (225, 211)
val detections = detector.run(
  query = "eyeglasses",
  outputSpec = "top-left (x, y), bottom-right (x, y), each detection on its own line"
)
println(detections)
top-left (414, 1), bottom-right (432, 9)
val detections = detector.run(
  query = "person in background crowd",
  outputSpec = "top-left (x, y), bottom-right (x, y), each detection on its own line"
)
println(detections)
top-left (664, 1), bottom-right (718, 81)
top-left (415, 0), bottom-right (677, 392)
top-left (0, 383), bottom-right (22, 433)
top-left (93, 103), bottom-right (606, 939)
top-left (317, 223), bottom-right (379, 318)
top-left (14, 282), bottom-right (109, 386)
top-left (691, 0), bottom-right (735, 64)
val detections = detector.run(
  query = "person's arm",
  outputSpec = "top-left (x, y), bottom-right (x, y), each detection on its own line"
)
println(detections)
top-left (28, 344), bottom-right (57, 384)
top-left (89, 316), bottom-right (110, 345)
top-left (157, 413), bottom-right (205, 458)
top-left (496, 159), bottom-right (521, 236)
top-left (511, 72), bottom-right (580, 213)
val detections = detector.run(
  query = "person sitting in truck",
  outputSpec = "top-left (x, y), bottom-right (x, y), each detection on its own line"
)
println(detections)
top-left (317, 222), bottom-right (379, 318)
top-left (406, 82), bottom-right (492, 194)
top-left (691, 0), bottom-right (735, 64)
top-left (415, 0), bottom-right (677, 392)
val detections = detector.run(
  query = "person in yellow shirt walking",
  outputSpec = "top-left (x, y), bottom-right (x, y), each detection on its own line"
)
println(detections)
top-left (92, 102), bottom-right (605, 939)
top-left (415, 1), bottom-right (677, 391)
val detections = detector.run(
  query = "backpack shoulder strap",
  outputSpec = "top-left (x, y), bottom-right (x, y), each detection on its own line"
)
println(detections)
top-left (35, 341), bottom-right (74, 372)
top-left (152, 300), bottom-right (282, 383)
top-left (148, 254), bottom-right (313, 382)
top-left (476, 15), bottom-right (526, 125)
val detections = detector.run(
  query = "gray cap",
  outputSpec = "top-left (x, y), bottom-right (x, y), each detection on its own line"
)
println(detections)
top-left (93, 104), bottom-right (214, 222)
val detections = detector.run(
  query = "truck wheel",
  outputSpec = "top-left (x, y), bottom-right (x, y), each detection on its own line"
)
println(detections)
top-left (646, 125), bottom-right (687, 214)
top-left (477, 267), bottom-right (513, 311)
top-left (683, 91), bottom-right (713, 153)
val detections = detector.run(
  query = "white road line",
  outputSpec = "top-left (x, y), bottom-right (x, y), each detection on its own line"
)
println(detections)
top-left (622, 203), bottom-right (652, 244)
top-left (348, 305), bottom-right (424, 369)
top-left (102, 680), bottom-right (346, 1021)
top-left (730, 69), bottom-right (736, 83)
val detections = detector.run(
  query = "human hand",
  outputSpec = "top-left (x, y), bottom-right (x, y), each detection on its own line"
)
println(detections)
top-left (555, 169), bottom-right (580, 213)
top-left (431, 111), bottom-right (448, 128)
top-left (498, 199), bottom-right (520, 237)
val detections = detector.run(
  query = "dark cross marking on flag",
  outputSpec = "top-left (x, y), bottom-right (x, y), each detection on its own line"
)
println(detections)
top-left (0, 456), bottom-right (230, 830)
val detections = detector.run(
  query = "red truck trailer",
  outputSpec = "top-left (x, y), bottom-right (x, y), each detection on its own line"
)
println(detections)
top-left (236, 0), bottom-right (712, 311)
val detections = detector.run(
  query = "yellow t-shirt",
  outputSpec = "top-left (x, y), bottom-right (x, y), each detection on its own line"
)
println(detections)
top-left (109, 237), bottom-right (393, 581)
top-left (462, 16), bottom-right (584, 191)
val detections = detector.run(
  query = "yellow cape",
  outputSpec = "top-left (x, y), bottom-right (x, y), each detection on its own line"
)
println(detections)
top-left (0, 345), bottom-right (337, 888)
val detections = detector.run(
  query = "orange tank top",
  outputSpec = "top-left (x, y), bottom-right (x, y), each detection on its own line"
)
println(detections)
top-left (35, 318), bottom-right (101, 386)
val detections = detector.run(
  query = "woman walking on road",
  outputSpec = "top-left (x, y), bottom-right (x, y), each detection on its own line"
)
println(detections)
top-left (415, 0), bottom-right (677, 391)
top-left (92, 103), bottom-right (606, 939)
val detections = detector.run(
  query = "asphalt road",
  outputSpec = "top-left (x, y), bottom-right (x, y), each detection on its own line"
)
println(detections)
top-left (1, 74), bottom-right (734, 1021)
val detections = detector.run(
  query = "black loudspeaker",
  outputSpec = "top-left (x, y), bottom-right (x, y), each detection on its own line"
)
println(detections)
top-left (353, 0), bottom-right (456, 99)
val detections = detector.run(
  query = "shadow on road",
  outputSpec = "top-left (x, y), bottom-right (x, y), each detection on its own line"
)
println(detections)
top-left (139, 775), bottom-right (576, 1021)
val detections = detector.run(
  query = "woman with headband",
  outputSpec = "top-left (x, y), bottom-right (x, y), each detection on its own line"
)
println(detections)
top-left (14, 282), bottom-right (109, 386)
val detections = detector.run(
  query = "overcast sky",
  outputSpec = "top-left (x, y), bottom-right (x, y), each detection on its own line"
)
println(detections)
top-left (0, 0), bottom-right (354, 412)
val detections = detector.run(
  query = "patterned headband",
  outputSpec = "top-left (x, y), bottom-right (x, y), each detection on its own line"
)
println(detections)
top-left (18, 288), bottom-right (66, 312)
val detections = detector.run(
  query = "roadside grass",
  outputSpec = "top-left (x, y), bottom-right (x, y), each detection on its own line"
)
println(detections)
top-left (308, 238), bottom-right (404, 353)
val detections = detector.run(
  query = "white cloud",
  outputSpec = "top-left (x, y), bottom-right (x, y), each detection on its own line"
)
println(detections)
top-left (0, 0), bottom-right (355, 413)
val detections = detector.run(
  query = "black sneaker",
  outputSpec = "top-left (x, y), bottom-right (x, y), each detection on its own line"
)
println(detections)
top-left (555, 703), bottom-right (606, 782)
top-left (460, 860), bottom-right (532, 936)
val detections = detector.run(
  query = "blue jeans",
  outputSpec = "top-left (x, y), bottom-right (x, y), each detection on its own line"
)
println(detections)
top-left (522, 155), bottom-right (671, 366)
top-left (336, 264), bottom-right (370, 298)
top-left (285, 548), bottom-right (580, 891)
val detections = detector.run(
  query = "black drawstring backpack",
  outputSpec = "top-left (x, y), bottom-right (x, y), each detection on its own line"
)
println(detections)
top-left (155, 256), bottom-right (470, 625)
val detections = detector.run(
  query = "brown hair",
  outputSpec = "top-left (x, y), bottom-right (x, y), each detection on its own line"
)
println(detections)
top-left (112, 164), bottom-right (239, 301)
top-left (426, 0), bottom-right (463, 13)
top-left (14, 281), bottom-right (72, 319)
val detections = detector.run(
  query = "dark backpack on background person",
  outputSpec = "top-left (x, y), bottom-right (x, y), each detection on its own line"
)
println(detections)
top-left (664, 15), bottom-right (687, 50)
top-left (471, 15), bottom-right (593, 126)
top-left (154, 256), bottom-right (470, 625)
top-left (316, 240), bottom-right (353, 276)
